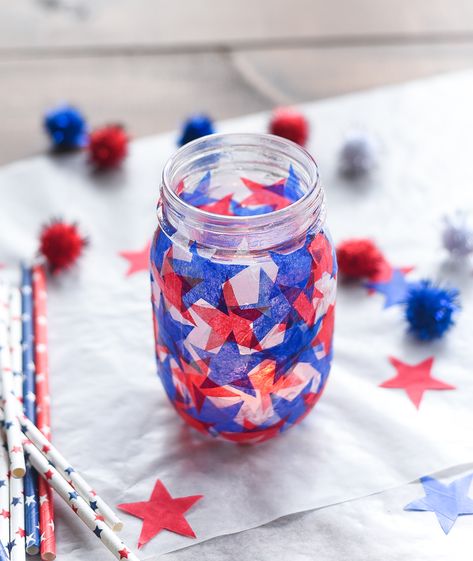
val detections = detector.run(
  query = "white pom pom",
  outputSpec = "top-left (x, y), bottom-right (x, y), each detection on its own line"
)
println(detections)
top-left (339, 131), bottom-right (378, 177)
top-left (442, 212), bottom-right (473, 257)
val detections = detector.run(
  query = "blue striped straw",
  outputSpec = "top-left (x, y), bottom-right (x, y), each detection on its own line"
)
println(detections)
top-left (20, 265), bottom-right (40, 556)
top-left (0, 538), bottom-right (10, 561)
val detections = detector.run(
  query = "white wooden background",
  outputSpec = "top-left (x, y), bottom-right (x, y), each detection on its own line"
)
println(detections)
top-left (1, 0), bottom-right (473, 164)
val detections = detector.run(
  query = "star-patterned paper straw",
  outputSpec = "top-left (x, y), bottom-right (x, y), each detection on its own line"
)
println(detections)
top-left (0, 432), bottom-right (10, 553)
top-left (0, 283), bottom-right (25, 479)
top-left (0, 539), bottom-right (9, 561)
top-left (20, 266), bottom-right (40, 555)
top-left (23, 440), bottom-right (140, 561)
top-left (31, 266), bottom-right (55, 561)
top-left (7, 288), bottom-right (25, 561)
top-left (16, 412), bottom-right (123, 532)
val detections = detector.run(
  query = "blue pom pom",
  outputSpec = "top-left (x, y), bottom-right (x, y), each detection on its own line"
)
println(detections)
top-left (178, 114), bottom-right (215, 146)
top-left (405, 279), bottom-right (460, 341)
top-left (43, 104), bottom-right (87, 150)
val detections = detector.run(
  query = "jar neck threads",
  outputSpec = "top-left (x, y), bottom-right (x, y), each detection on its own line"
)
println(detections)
top-left (160, 133), bottom-right (325, 253)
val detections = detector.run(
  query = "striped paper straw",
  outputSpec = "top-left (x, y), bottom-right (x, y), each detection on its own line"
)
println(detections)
top-left (7, 289), bottom-right (25, 561)
top-left (31, 266), bottom-right (55, 561)
top-left (0, 432), bottom-right (10, 553)
top-left (0, 539), bottom-right (9, 561)
top-left (17, 413), bottom-right (122, 532)
top-left (20, 266), bottom-right (40, 555)
top-left (0, 284), bottom-right (25, 479)
top-left (23, 440), bottom-right (140, 561)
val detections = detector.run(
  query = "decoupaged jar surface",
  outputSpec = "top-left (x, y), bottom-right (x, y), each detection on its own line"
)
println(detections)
top-left (150, 134), bottom-right (337, 444)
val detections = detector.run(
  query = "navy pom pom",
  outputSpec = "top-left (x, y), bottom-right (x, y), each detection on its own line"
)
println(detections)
top-left (44, 104), bottom-right (87, 150)
top-left (178, 114), bottom-right (215, 146)
top-left (405, 279), bottom-right (460, 341)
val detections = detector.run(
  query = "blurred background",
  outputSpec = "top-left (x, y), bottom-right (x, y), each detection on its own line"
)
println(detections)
top-left (1, 0), bottom-right (473, 165)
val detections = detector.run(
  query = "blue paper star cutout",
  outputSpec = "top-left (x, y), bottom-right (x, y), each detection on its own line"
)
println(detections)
top-left (6, 540), bottom-right (15, 553)
top-left (0, 480), bottom-right (5, 488)
top-left (271, 238), bottom-right (313, 287)
top-left (365, 269), bottom-right (411, 308)
top-left (404, 474), bottom-right (473, 534)
top-left (180, 171), bottom-right (216, 207)
top-left (64, 467), bottom-right (75, 475)
top-left (11, 496), bottom-right (21, 506)
top-left (155, 295), bottom-right (193, 367)
top-left (196, 337), bottom-right (261, 395)
top-left (186, 398), bottom-right (243, 435)
top-left (68, 491), bottom-right (78, 501)
top-left (156, 355), bottom-right (177, 401)
top-left (89, 500), bottom-right (98, 511)
top-left (150, 228), bottom-right (173, 271)
top-left (171, 243), bottom-right (246, 310)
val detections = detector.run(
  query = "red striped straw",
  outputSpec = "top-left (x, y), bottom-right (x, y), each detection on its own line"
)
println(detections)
top-left (32, 265), bottom-right (56, 561)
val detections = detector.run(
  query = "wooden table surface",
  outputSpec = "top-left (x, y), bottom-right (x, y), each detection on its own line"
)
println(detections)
top-left (1, 0), bottom-right (473, 164)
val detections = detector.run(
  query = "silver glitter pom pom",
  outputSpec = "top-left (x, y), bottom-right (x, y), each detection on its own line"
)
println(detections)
top-left (339, 131), bottom-right (378, 177)
top-left (442, 212), bottom-right (473, 257)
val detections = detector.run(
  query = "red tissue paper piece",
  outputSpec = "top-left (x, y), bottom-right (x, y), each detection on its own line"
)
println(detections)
top-left (380, 356), bottom-right (455, 409)
top-left (269, 107), bottom-right (309, 146)
top-left (88, 124), bottom-right (128, 169)
top-left (119, 240), bottom-right (151, 276)
top-left (39, 219), bottom-right (87, 273)
top-left (117, 480), bottom-right (203, 548)
top-left (336, 238), bottom-right (384, 279)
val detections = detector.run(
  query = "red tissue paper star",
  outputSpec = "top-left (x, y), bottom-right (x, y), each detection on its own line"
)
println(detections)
top-left (117, 480), bottom-right (203, 548)
top-left (119, 240), bottom-right (151, 276)
top-left (380, 356), bottom-right (455, 409)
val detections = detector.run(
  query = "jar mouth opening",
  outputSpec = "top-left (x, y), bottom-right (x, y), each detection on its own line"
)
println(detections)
top-left (161, 133), bottom-right (320, 226)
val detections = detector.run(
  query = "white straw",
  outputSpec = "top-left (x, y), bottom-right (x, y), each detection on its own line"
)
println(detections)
top-left (23, 440), bottom-right (140, 561)
top-left (0, 284), bottom-right (25, 479)
top-left (0, 432), bottom-right (9, 551)
top-left (8, 287), bottom-right (26, 561)
top-left (17, 411), bottom-right (123, 532)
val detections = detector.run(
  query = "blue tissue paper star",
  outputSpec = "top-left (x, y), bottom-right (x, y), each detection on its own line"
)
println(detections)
top-left (404, 474), bottom-right (473, 534)
top-left (365, 269), bottom-right (411, 308)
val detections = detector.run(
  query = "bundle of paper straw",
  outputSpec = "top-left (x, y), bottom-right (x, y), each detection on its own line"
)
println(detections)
top-left (0, 266), bottom-right (137, 561)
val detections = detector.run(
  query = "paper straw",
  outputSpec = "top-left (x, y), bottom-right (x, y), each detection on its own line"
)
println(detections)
top-left (20, 266), bottom-right (40, 555)
top-left (23, 440), bottom-right (140, 561)
top-left (31, 266), bottom-right (55, 561)
top-left (17, 412), bottom-right (122, 532)
top-left (0, 432), bottom-right (10, 552)
top-left (0, 284), bottom-right (25, 479)
top-left (0, 539), bottom-right (9, 561)
top-left (7, 288), bottom-right (25, 561)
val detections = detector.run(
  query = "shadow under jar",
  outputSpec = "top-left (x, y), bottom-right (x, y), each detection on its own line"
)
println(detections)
top-left (150, 133), bottom-right (337, 444)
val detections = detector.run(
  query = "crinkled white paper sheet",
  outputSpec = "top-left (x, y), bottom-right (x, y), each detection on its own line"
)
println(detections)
top-left (163, 463), bottom-right (473, 561)
top-left (0, 70), bottom-right (472, 560)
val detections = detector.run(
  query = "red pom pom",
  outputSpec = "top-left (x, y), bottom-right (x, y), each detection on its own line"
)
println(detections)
top-left (39, 220), bottom-right (87, 274)
top-left (88, 124), bottom-right (128, 169)
top-left (269, 107), bottom-right (309, 146)
top-left (336, 239), bottom-right (384, 279)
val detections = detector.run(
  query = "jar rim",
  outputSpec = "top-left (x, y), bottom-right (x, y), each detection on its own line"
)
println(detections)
top-left (161, 132), bottom-right (320, 227)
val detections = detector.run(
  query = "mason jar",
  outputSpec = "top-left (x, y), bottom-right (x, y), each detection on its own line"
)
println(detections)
top-left (150, 133), bottom-right (337, 444)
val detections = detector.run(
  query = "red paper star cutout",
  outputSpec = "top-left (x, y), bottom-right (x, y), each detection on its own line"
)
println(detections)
top-left (119, 240), bottom-right (151, 277)
top-left (118, 480), bottom-right (203, 548)
top-left (380, 356), bottom-right (455, 409)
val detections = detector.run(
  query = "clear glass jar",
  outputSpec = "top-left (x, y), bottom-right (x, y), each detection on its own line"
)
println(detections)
top-left (151, 133), bottom-right (337, 444)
